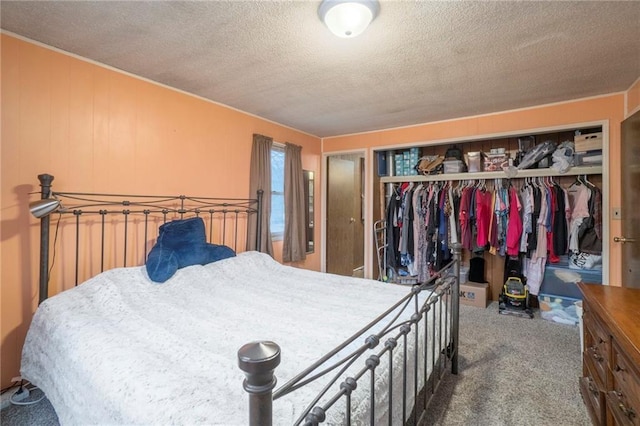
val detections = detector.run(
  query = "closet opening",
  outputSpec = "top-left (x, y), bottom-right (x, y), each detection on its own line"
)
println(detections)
top-left (371, 121), bottom-right (609, 301)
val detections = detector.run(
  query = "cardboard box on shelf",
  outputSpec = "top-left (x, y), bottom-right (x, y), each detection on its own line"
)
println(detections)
top-left (483, 153), bottom-right (509, 171)
top-left (574, 132), bottom-right (603, 152)
top-left (459, 282), bottom-right (489, 308)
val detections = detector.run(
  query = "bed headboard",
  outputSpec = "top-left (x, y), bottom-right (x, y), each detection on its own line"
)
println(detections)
top-left (35, 173), bottom-right (263, 304)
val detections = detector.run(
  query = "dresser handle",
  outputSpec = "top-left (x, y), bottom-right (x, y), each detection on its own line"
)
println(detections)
top-left (614, 364), bottom-right (625, 373)
top-left (587, 345), bottom-right (603, 362)
top-left (618, 403), bottom-right (636, 420)
top-left (614, 391), bottom-right (637, 420)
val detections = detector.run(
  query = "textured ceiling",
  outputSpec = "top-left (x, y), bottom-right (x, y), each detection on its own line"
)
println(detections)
top-left (2, 1), bottom-right (639, 138)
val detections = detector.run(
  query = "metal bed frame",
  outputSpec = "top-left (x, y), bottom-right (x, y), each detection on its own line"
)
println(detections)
top-left (33, 173), bottom-right (461, 425)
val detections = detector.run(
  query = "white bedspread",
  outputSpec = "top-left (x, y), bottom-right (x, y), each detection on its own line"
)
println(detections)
top-left (21, 251), bottom-right (440, 425)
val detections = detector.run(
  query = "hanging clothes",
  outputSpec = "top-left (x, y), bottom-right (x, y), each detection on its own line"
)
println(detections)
top-left (385, 186), bottom-right (402, 271)
top-left (519, 183), bottom-right (533, 253)
top-left (488, 188), bottom-right (499, 255)
top-left (459, 186), bottom-right (473, 251)
top-left (475, 187), bottom-right (493, 249)
top-left (506, 185), bottom-right (522, 256)
top-left (495, 184), bottom-right (509, 256)
top-left (577, 182), bottom-right (602, 255)
top-left (551, 182), bottom-right (569, 256)
top-left (383, 174), bottom-right (602, 285)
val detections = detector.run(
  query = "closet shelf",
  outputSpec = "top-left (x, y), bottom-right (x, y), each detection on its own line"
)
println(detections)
top-left (379, 165), bottom-right (602, 183)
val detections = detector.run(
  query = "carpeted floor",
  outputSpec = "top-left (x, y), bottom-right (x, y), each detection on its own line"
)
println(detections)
top-left (424, 302), bottom-right (588, 426)
top-left (1, 302), bottom-right (588, 425)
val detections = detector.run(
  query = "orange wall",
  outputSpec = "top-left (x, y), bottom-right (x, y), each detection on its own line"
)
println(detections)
top-left (0, 34), bottom-right (321, 389)
top-left (627, 78), bottom-right (640, 116)
top-left (323, 94), bottom-right (628, 289)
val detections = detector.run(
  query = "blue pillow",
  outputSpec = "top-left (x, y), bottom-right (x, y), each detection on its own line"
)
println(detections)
top-left (145, 217), bottom-right (236, 283)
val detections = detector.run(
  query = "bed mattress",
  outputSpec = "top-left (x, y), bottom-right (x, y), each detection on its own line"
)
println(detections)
top-left (21, 251), bottom-right (442, 425)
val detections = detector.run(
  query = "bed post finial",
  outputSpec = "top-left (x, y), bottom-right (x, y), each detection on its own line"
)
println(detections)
top-left (451, 242), bottom-right (462, 375)
top-left (38, 174), bottom-right (55, 194)
top-left (37, 174), bottom-right (55, 305)
top-left (238, 341), bottom-right (280, 426)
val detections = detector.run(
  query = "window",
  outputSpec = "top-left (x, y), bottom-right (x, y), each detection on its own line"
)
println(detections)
top-left (270, 144), bottom-right (285, 239)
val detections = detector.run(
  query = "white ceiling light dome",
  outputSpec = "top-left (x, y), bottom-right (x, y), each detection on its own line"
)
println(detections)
top-left (318, 0), bottom-right (380, 38)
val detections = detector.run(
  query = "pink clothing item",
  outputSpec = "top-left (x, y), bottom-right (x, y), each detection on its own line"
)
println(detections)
top-left (506, 187), bottom-right (523, 256)
top-left (475, 189), bottom-right (492, 248)
top-left (568, 183), bottom-right (591, 220)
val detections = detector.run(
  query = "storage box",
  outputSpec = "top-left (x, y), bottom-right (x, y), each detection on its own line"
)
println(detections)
top-left (574, 150), bottom-right (602, 166)
top-left (395, 154), bottom-right (405, 176)
top-left (483, 153), bottom-right (509, 171)
top-left (387, 151), bottom-right (396, 176)
top-left (443, 159), bottom-right (465, 174)
top-left (467, 152), bottom-right (483, 172)
top-left (538, 259), bottom-right (602, 325)
top-left (459, 282), bottom-right (488, 308)
top-left (539, 260), bottom-right (602, 298)
top-left (538, 293), bottom-right (581, 325)
top-left (459, 267), bottom-right (468, 284)
top-left (574, 132), bottom-right (603, 152)
top-left (376, 151), bottom-right (388, 177)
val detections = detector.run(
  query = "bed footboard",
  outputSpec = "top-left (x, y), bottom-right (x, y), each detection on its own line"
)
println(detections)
top-left (238, 243), bottom-right (462, 425)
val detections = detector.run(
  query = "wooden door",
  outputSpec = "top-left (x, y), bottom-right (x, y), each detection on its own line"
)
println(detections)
top-left (327, 157), bottom-right (355, 276)
top-left (618, 111), bottom-right (640, 287)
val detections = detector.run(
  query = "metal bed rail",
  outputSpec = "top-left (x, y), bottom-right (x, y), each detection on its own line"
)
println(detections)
top-left (238, 243), bottom-right (462, 426)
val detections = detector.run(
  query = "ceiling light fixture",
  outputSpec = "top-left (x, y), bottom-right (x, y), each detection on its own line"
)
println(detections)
top-left (318, 0), bottom-right (380, 38)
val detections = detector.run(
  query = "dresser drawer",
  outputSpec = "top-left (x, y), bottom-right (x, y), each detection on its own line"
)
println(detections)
top-left (578, 284), bottom-right (640, 426)
top-left (606, 390), bottom-right (639, 426)
top-left (608, 342), bottom-right (640, 426)
top-left (580, 359), bottom-right (606, 426)
top-left (583, 311), bottom-right (610, 386)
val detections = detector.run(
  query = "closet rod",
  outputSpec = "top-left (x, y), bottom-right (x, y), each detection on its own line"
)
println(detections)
top-left (380, 165), bottom-right (602, 184)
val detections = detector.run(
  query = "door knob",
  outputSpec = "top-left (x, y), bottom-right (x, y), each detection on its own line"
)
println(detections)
top-left (614, 236), bottom-right (637, 243)
top-left (350, 217), bottom-right (355, 223)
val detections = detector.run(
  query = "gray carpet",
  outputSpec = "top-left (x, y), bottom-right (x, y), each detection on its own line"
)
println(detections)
top-left (424, 302), bottom-right (588, 426)
top-left (1, 302), bottom-right (588, 425)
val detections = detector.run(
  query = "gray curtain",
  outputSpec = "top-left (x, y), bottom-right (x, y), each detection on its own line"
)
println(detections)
top-left (247, 134), bottom-right (274, 256)
top-left (283, 142), bottom-right (306, 262)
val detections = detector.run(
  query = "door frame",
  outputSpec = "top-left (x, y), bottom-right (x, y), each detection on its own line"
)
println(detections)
top-left (619, 108), bottom-right (640, 286)
top-left (321, 149), bottom-right (370, 276)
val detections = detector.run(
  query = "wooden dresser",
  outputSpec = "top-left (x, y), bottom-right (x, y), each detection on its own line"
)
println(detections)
top-left (579, 283), bottom-right (640, 426)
